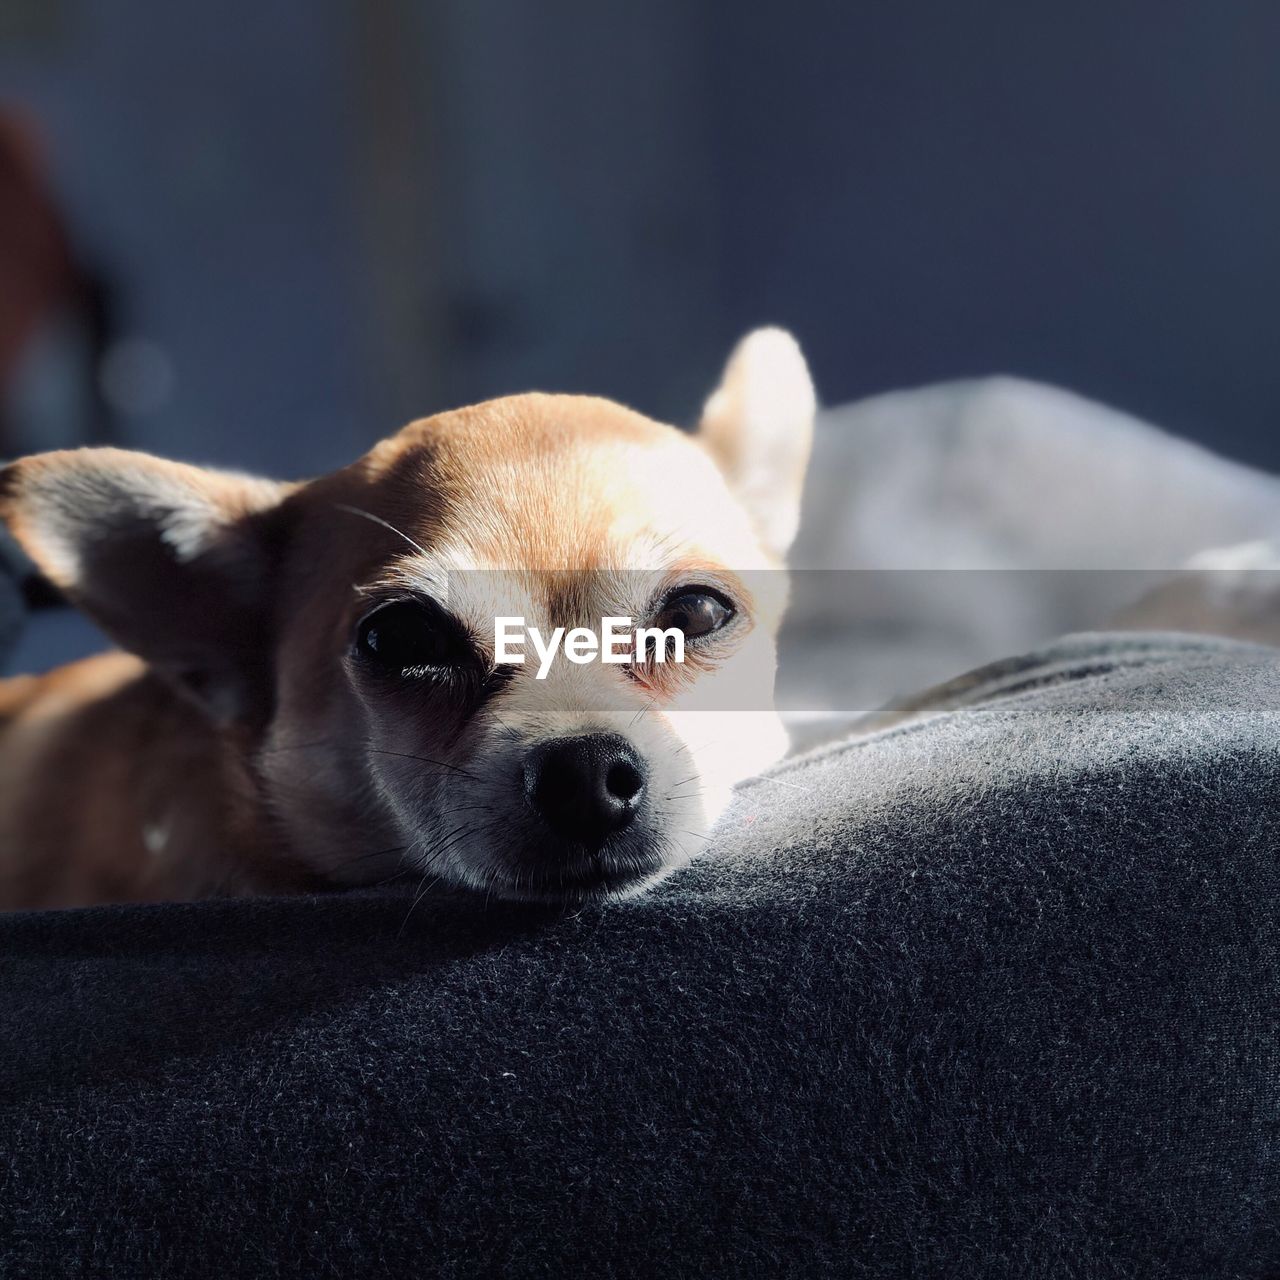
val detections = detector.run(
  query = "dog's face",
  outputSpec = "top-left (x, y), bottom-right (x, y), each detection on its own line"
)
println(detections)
top-left (1, 329), bottom-right (814, 901)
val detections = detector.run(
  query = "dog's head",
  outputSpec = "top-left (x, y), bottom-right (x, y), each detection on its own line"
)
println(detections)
top-left (1, 329), bottom-right (814, 901)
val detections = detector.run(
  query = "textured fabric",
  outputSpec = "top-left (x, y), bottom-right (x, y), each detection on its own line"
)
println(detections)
top-left (1, 632), bottom-right (1277, 1278)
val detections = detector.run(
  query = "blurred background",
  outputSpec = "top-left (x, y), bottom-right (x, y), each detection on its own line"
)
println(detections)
top-left (1, 0), bottom-right (1279, 671)
top-left (3, 0), bottom-right (1280, 473)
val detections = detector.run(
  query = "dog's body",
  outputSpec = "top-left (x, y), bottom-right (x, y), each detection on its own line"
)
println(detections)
top-left (0, 331), bottom-right (816, 909)
top-left (0, 652), bottom-right (320, 905)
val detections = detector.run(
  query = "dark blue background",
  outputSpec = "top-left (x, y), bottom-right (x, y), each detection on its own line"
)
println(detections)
top-left (2, 0), bottom-right (1277, 474)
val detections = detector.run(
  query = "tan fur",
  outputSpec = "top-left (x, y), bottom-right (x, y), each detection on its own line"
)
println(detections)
top-left (0, 654), bottom-right (321, 906)
top-left (0, 332), bottom-right (817, 908)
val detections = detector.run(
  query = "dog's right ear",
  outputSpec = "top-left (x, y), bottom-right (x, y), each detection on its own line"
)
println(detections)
top-left (0, 448), bottom-right (291, 721)
top-left (698, 327), bottom-right (816, 560)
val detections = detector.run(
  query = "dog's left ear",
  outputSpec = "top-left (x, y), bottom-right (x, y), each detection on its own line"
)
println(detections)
top-left (698, 327), bottom-right (816, 559)
top-left (0, 447), bottom-right (291, 722)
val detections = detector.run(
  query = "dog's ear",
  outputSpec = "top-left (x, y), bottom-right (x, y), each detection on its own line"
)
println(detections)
top-left (0, 448), bottom-right (291, 722)
top-left (698, 327), bottom-right (816, 559)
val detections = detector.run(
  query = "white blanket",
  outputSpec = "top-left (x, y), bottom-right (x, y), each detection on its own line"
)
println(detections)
top-left (780, 376), bottom-right (1280, 723)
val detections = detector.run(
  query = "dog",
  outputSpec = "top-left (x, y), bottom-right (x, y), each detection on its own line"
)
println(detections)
top-left (0, 329), bottom-right (815, 909)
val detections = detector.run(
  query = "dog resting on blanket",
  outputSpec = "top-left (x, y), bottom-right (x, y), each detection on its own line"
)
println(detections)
top-left (0, 330), bottom-right (815, 909)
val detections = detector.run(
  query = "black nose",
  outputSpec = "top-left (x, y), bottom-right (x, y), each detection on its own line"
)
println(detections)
top-left (524, 733), bottom-right (647, 846)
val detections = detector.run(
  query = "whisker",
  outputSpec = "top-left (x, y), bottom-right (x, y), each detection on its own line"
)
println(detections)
top-left (367, 747), bottom-right (483, 782)
top-left (665, 773), bottom-right (706, 793)
top-left (334, 503), bottom-right (431, 558)
top-left (255, 739), bottom-right (338, 757)
top-left (665, 785), bottom-right (707, 803)
top-left (750, 774), bottom-right (812, 794)
top-left (629, 698), bottom-right (657, 730)
top-left (365, 865), bottom-right (416, 889)
top-left (399, 815), bottom-right (503, 926)
top-left (396, 850), bottom-right (439, 936)
top-left (413, 821), bottom-right (477, 870)
top-left (331, 843), bottom-right (410, 872)
top-left (396, 815), bottom-right (498, 935)
top-left (486, 711), bottom-right (522, 742)
top-left (483, 862), bottom-right (503, 912)
top-left (429, 801), bottom-right (497, 820)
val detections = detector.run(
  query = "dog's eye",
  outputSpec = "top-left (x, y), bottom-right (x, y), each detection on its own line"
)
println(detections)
top-left (355, 601), bottom-right (470, 674)
top-left (652, 589), bottom-right (734, 640)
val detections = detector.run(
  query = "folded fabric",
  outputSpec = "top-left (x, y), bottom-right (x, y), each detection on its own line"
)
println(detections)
top-left (2, 633), bottom-right (1275, 1278)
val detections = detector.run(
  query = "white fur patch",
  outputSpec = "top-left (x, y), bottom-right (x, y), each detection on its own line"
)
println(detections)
top-left (700, 327), bottom-right (817, 558)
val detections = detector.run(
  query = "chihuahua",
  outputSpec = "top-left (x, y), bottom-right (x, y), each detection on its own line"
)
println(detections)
top-left (0, 329), bottom-right (815, 909)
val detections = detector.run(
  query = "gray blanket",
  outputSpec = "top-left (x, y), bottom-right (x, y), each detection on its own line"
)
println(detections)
top-left (1, 632), bottom-right (1277, 1277)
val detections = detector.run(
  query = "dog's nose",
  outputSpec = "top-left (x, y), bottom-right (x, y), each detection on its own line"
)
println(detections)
top-left (524, 733), bottom-right (647, 845)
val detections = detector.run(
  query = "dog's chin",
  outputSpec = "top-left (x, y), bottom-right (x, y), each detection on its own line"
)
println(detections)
top-left (426, 834), bottom-right (685, 905)
top-left (488, 857), bottom-right (672, 905)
